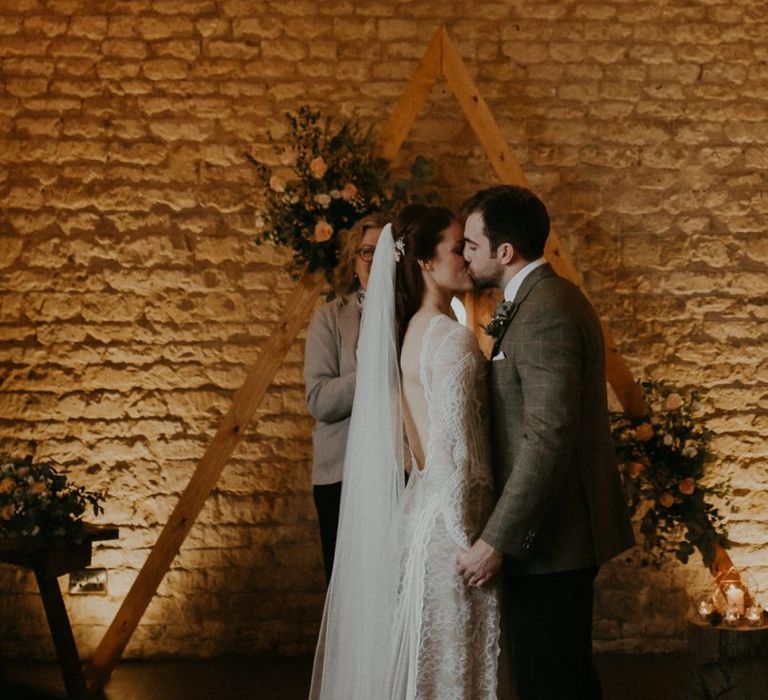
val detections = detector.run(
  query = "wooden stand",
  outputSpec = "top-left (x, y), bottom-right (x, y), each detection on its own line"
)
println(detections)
top-left (687, 618), bottom-right (768, 699)
top-left (0, 524), bottom-right (118, 700)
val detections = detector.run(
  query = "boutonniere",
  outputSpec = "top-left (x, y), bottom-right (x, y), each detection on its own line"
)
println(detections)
top-left (484, 301), bottom-right (516, 338)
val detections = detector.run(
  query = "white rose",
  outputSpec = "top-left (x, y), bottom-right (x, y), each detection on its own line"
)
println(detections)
top-left (269, 175), bottom-right (286, 192)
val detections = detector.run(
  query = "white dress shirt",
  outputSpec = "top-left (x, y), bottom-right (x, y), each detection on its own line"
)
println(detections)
top-left (503, 257), bottom-right (547, 303)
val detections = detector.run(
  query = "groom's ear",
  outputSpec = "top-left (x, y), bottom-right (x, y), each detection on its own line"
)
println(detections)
top-left (497, 242), bottom-right (515, 265)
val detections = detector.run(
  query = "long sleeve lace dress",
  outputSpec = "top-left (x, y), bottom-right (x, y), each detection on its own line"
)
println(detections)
top-left (388, 314), bottom-right (501, 699)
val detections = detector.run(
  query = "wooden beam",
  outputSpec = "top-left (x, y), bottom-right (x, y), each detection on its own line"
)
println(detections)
top-left (86, 30), bottom-right (446, 683)
top-left (440, 28), bottom-right (646, 417)
top-left (441, 24), bottom-right (740, 594)
top-left (377, 27), bottom-right (442, 161)
top-left (87, 31), bottom-right (444, 688)
top-left (85, 270), bottom-right (326, 689)
top-left (440, 27), bottom-right (527, 187)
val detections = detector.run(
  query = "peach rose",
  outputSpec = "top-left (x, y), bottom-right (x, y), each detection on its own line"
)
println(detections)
top-left (313, 220), bottom-right (333, 243)
top-left (635, 423), bottom-right (654, 442)
top-left (1, 504), bottom-right (15, 520)
top-left (341, 182), bottom-right (358, 201)
top-left (665, 393), bottom-right (683, 411)
top-left (314, 193), bottom-right (331, 207)
top-left (0, 477), bottom-right (14, 494)
top-left (628, 462), bottom-right (645, 479)
top-left (678, 478), bottom-right (696, 495)
top-left (659, 492), bottom-right (675, 508)
top-left (309, 156), bottom-right (328, 179)
top-left (30, 481), bottom-right (46, 495)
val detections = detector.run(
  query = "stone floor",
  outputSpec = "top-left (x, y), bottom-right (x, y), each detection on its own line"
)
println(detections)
top-left (3, 653), bottom-right (692, 700)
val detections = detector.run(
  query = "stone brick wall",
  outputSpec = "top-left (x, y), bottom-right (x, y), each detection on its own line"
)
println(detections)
top-left (1, 0), bottom-right (766, 659)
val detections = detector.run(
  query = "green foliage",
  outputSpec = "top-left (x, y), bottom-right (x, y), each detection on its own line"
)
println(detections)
top-left (0, 454), bottom-right (104, 540)
top-left (247, 106), bottom-right (438, 279)
top-left (610, 381), bottom-right (731, 568)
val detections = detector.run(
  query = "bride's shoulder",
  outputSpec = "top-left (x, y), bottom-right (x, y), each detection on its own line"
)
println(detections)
top-left (428, 314), bottom-right (479, 354)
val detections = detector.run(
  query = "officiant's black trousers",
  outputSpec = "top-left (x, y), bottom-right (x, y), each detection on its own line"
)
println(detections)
top-left (505, 566), bottom-right (601, 700)
top-left (313, 482), bottom-right (342, 584)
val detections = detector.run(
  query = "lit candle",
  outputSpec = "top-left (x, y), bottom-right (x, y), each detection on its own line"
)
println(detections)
top-left (726, 584), bottom-right (745, 615)
top-left (745, 605), bottom-right (763, 626)
top-left (697, 598), bottom-right (714, 620)
top-left (724, 607), bottom-right (740, 626)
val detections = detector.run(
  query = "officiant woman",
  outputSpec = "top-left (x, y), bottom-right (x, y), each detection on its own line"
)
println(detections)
top-left (304, 214), bottom-right (385, 583)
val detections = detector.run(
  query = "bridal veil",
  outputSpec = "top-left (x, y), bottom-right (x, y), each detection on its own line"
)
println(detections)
top-left (309, 223), bottom-right (405, 699)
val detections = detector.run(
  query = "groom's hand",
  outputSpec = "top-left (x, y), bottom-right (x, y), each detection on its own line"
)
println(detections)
top-left (456, 538), bottom-right (503, 587)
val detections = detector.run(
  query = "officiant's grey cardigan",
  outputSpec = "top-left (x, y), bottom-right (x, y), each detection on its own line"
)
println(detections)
top-left (304, 292), bottom-right (362, 485)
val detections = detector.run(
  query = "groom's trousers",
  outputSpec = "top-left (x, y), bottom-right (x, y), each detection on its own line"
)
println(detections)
top-left (504, 566), bottom-right (601, 700)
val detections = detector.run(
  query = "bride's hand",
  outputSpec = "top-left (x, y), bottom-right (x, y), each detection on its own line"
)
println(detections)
top-left (456, 538), bottom-right (503, 587)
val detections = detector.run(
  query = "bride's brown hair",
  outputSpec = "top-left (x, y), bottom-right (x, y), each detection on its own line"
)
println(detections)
top-left (393, 204), bottom-right (457, 349)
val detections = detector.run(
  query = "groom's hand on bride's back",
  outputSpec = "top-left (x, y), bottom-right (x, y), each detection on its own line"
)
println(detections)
top-left (456, 538), bottom-right (503, 587)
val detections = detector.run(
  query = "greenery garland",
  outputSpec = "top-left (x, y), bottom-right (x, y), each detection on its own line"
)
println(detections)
top-left (610, 381), bottom-right (731, 568)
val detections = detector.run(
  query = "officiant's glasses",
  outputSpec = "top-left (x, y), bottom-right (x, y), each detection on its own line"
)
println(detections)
top-left (356, 245), bottom-right (376, 263)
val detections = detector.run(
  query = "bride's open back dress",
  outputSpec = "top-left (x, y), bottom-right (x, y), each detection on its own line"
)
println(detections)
top-left (391, 313), bottom-right (500, 699)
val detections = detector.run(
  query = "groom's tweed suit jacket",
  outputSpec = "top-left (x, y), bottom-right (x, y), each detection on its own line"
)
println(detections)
top-left (483, 264), bottom-right (634, 575)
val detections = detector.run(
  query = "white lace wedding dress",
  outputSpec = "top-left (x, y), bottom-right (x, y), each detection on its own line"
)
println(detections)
top-left (388, 313), bottom-right (500, 699)
top-left (310, 227), bottom-right (501, 700)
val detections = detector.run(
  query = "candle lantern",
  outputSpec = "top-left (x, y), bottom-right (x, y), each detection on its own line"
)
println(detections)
top-left (725, 583), bottom-right (746, 615)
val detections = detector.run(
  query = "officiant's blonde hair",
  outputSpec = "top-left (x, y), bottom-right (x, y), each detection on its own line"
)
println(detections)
top-left (334, 213), bottom-right (387, 296)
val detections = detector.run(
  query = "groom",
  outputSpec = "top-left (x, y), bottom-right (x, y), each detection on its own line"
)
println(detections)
top-left (457, 185), bottom-right (634, 699)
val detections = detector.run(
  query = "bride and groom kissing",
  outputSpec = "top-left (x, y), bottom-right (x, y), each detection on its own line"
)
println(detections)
top-left (310, 185), bottom-right (635, 700)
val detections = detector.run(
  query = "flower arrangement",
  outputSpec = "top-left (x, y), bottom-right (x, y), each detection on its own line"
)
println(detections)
top-left (0, 454), bottom-right (104, 540)
top-left (610, 381), bottom-right (730, 568)
top-left (247, 105), bottom-right (436, 278)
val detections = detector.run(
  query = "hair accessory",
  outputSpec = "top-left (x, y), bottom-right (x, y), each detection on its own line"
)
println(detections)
top-left (393, 237), bottom-right (405, 262)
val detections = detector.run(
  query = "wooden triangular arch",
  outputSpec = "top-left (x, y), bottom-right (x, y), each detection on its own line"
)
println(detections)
top-left (86, 25), bottom-right (737, 688)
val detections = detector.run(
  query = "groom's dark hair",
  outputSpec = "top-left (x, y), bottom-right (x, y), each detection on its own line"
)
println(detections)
top-left (461, 185), bottom-right (549, 261)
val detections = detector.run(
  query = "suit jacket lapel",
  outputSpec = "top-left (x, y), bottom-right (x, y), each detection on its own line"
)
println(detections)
top-left (492, 263), bottom-right (556, 353)
top-left (512, 262), bottom-right (555, 307)
top-left (491, 302), bottom-right (518, 356)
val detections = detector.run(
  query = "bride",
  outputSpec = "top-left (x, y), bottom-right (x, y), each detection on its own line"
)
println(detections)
top-left (310, 205), bottom-right (501, 699)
